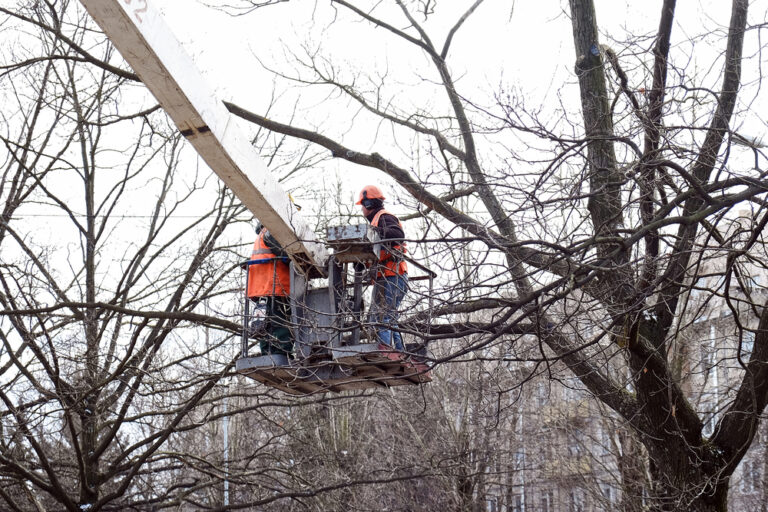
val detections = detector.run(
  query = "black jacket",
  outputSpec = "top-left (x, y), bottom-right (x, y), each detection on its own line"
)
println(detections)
top-left (365, 207), bottom-right (405, 244)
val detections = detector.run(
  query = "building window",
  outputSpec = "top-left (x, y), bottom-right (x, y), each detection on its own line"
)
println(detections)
top-left (745, 274), bottom-right (762, 292)
top-left (540, 490), bottom-right (553, 512)
top-left (598, 426), bottom-right (612, 457)
top-left (568, 429), bottom-right (584, 457)
top-left (569, 488), bottom-right (585, 512)
top-left (690, 277), bottom-right (705, 299)
top-left (741, 331), bottom-right (755, 360)
top-left (511, 494), bottom-right (523, 512)
top-left (513, 448), bottom-right (525, 469)
top-left (485, 496), bottom-right (497, 512)
top-left (600, 482), bottom-right (614, 504)
top-left (536, 380), bottom-right (549, 407)
top-left (540, 438), bottom-right (554, 460)
top-left (740, 459), bottom-right (761, 493)
top-left (700, 342), bottom-right (713, 370)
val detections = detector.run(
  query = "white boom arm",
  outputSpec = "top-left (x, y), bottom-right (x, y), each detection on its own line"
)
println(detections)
top-left (79, 0), bottom-right (327, 271)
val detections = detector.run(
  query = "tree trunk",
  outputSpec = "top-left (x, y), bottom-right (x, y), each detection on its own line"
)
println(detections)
top-left (567, 0), bottom-right (622, 241)
top-left (647, 464), bottom-right (728, 512)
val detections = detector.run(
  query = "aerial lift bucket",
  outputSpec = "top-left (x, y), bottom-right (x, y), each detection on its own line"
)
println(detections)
top-left (236, 224), bottom-right (434, 395)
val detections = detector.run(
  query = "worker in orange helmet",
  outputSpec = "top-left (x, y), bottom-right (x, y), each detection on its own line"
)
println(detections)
top-left (246, 222), bottom-right (293, 357)
top-left (356, 185), bottom-right (408, 351)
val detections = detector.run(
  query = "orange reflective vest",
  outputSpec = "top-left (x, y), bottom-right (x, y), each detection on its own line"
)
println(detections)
top-left (246, 230), bottom-right (290, 298)
top-left (371, 209), bottom-right (407, 278)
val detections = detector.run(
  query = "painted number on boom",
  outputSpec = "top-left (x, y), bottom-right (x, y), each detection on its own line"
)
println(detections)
top-left (122, 0), bottom-right (148, 23)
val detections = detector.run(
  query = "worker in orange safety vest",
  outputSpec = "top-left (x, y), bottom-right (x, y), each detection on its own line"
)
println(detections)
top-left (246, 223), bottom-right (292, 357)
top-left (356, 185), bottom-right (408, 351)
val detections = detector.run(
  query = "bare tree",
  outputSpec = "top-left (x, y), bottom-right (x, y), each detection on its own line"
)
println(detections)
top-left (215, 1), bottom-right (768, 510)
top-left (6, 1), bottom-right (768, 511)
top-left (0, 3), bottom-right (284, 510)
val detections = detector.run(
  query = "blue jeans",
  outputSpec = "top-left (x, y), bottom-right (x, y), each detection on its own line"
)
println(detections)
top-left (370, 274), bottom-right (408, 350)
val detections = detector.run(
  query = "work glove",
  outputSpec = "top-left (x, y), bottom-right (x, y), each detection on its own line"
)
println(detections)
top-left (248, 304), bottom-right (269, 337)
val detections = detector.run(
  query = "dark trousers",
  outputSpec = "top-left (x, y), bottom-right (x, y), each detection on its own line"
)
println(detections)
top-left (257, 296), bottom-right (293, 356)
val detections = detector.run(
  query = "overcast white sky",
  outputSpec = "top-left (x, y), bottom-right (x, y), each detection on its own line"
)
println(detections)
top-left (157, 1), bottom-right (748, 107)
top-left (152, 0), bottom-right (767, 213)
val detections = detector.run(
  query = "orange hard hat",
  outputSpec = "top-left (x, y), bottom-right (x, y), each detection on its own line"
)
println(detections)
top-left (355, 185), bottom-right (385, 205)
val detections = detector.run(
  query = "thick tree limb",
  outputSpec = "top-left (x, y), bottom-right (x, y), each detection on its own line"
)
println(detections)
top-left (713, 288), bottom-right (768, 470)
top-left (637, 0), bottom-right (676, 292)
top-left (224, 101), bottom-right (573, 280)
top-left (568, 0), bottom-right (622, 241)
top-left (657, 0), bottom-right (748, 334)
